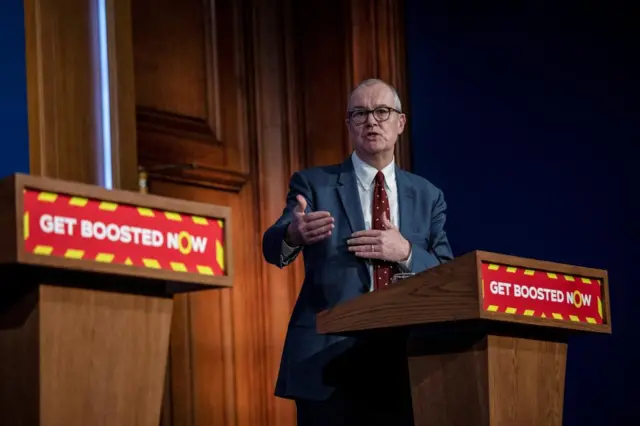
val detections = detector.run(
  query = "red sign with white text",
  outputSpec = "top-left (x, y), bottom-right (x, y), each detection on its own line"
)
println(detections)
top-left (481, 262), bottom-right (603, 324)
top-left (23, 189), bottom-right (225, 276)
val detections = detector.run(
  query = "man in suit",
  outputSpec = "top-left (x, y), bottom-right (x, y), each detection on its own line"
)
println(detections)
top-left (262, 78), bottom-right (454, 425)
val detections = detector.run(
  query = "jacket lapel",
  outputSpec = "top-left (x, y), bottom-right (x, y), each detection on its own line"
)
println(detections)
top-left (395, 167), bottom-right (416, 235)
top-left (336, 158), bottom-right (366, 233)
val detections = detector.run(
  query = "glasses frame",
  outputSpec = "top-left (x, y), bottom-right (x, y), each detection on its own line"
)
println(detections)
top-left (347, 106), bottom-right (402, 125)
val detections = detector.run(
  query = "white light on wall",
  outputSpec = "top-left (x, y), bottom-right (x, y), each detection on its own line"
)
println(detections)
top-left (97, 0), bottom-right (112, 189)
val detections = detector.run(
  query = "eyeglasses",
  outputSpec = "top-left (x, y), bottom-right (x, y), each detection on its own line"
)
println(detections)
top-left (347, 106), bottom-right (401, 125)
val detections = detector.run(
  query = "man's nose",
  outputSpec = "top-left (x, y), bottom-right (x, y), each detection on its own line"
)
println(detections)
top-left (365, 112), bottom-right (377, 125)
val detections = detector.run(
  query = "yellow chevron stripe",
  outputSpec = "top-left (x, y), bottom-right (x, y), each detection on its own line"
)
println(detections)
top-left (164, 212), bottom-right (182, 221)
top-left (488, 264), bottom-right (499, 270)
top-left (586, 317), bottom-right (597, 324)
top-left (137, 207), bottom-right (155, 217)
top-left (581, 277), bottom-right (592, 284)
top-left (505, 307), bottom-right (517, 314)
top-left (523, 309), bottom-right (535, 316)
top-left (197, 265), bottom-right (214, 276)
top-left (506, 266), bottom-right (517, 273)
top-left (95, 253), bottom-right (115, 263)
top-left (37, 192), bottom-right (58, 202)
top-left (34, 245), bottom-right (53, 255)
top-left (64, 249), bottom-right (85, 259)
top-left (216, 240), bottom-right (225, 271)
top-left (24, 212), bottom-right (29, 240)
top-left (524, 269), bottom-right (535, 276)
top-left (143, 258), bottom-right (161, 269)
top-left (218, 220), bottom-right (224, 228)
top-left (598, 297), bottom-right (602, 318)
top-left (124, 257), bottom-right (133, 266)
top-left (541, 313), bottom-right (547, 318)
top-left (564, 275), bottom-right (575, 281)
top-left (552, 313), bottom-right (563, 320)
top-left (487, 305), bottom-right (499, 312)
top-left (569, 315), bottom-right (580, 322)
top-left (99, 202), bottom-right (118, 211)
top-left (192, 216), bottom-right (208, 225)
top-left (170, 262), bottom-right (188, 272)
top-left (547, 272), bottom-right (558, 279)
top-left (69, 197), bottom-right (89, 207)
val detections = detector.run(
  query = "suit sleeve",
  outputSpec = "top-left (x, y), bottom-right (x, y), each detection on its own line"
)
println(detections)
top-left (408, 188), bottom-right (454, 273)
top-left (262, 171), bottom-right (313, 268)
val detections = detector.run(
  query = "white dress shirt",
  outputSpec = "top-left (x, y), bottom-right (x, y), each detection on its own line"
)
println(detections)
top-left (350, 152), bottom-right (412, 290)
top-left (282, 151), bottom-right (412, 291)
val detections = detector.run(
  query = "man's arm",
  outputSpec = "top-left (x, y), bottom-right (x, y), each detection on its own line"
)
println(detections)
top-left (263, 171), bottom-right (334, 268)
top-left (406, 188), bottom-right (454, 273)
top-left (262, 171), bottom-right (312, 268)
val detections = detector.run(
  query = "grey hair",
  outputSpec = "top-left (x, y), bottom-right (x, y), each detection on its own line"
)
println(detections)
top-left (347, 78), bottom-right (402, 112)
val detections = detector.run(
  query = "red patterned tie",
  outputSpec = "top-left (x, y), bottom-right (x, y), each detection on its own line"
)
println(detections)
top-left (372, 171), bottom-right (393, 290)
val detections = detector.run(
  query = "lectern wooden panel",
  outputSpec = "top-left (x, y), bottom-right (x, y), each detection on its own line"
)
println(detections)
top-left (317, 250), bottom-right (611, 426)
top-left (0, 173), bottom-right (232, 426)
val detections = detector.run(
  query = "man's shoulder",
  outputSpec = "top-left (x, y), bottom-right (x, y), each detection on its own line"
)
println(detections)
top-left (397, 168), bottom-right (444, 195)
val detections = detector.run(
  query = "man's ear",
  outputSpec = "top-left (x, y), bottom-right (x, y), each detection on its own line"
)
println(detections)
top-left (397, 113), bottom-right (407, 134)
top-left (345, 118), bottom-right (354, 135)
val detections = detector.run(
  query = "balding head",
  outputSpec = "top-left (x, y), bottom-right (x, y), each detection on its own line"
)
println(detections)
top-left (347, 78), bottom-right (402, 113)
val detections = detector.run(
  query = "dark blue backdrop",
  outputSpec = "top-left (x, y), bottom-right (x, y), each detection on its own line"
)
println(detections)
top-left (406, 0), bottom-right (637, 424)
top-left (1, 0), bottom-right (30, 177)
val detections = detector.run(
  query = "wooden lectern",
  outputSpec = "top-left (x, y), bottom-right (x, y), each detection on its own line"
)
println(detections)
top-left (0, 173), bottom-right (232, 426)
top-left (317, 250), bottom-right (611, 426)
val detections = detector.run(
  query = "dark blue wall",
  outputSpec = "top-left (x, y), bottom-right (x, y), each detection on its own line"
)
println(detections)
top-left (0, 0), bottom-right (30, 177)
top-left (406, 0), bottom-right (637, 424)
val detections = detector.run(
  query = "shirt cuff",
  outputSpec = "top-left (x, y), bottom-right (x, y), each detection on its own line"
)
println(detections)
top-left (281, 239), bottom-right (299, 257)
top-left (397, 245), bottom-right (413, 272)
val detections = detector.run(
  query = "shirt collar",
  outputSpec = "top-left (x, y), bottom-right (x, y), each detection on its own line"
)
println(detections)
top-left (351, 151), bottom-right (396, 192)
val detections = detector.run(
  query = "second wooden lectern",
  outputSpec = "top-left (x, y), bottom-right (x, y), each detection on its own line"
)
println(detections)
top-left (317, 250), bottom-right (611, 426)
top-left (0, 173), bottom-right (232, 426)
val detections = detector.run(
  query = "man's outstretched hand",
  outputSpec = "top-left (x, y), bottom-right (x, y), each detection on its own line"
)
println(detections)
top-left (347, 213), bottom-right (411, 262)
top-left (285, 195), bottom-right (334, 246)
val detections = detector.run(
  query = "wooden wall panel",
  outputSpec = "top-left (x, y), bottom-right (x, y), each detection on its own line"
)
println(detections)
top-left (291, 0), bottom-right (352, 167)
top-left (132, 0), bottom-right (250, 190)
top-left (25, 0), bottom-right (104, 184)
top-left (149, 180), bottom-right (238, 426)
top-left (105, 0), bottom-right (139, 191)
top-left (252, 1), bottom-right (301, 424)
top-left (348, 0), bottom-right (412, 169)
top-left (25, 0), bottom-right (139, 191)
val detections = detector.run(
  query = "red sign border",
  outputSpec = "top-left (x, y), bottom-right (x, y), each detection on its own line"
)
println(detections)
top-left (15, 182), bottom-right (233, 289)
top-left (476, 257), bottom-right (611, 334)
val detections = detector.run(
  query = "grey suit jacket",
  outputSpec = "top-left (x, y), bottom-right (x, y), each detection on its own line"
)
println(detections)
top-left (262, 156), bottom-right (453, 401)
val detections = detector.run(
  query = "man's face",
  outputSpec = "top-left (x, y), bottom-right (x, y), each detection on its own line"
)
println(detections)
top-left (346, 83), bottom-right (406, 159)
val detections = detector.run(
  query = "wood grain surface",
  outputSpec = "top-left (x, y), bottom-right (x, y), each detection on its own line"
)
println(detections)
top-left (0, 284), bottom-right (173, 426)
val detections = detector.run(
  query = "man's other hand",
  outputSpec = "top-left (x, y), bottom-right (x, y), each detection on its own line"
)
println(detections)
top-left (285, 195), bottom-right (334, 246)
top-left (347, 213), bottom-right (411, 262)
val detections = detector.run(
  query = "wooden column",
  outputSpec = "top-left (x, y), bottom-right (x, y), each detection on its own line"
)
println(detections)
top-left (103, 0), bottom-right (139, 191)
top-left (25, 0), bottom-right (139, 190)
top-left (25, 0), bottom-right (104, 184)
